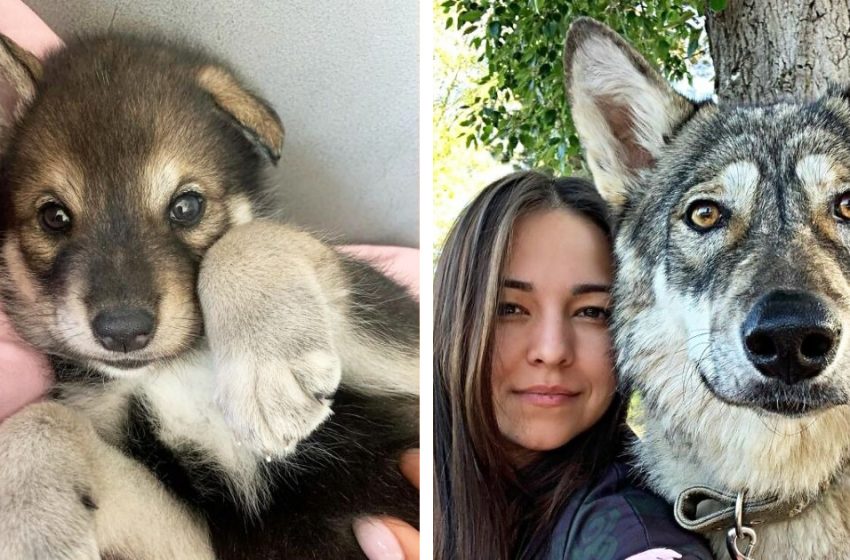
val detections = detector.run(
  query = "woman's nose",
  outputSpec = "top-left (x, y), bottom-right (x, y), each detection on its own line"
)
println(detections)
top-left (528, 315), bottom-right (574, 367)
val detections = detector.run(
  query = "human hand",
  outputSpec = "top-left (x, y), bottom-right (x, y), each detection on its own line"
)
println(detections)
top-left (353, 449), bottom-right (420, 560)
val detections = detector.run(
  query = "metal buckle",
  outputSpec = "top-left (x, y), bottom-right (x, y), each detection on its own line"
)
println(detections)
top-left (726, 490), bottom-right (757, 559)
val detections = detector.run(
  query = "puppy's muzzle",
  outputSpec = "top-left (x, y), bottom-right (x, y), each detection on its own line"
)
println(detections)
top-left (92, 308), bottom-right (156, 353)
top-left (741, 290), bottom-right (840, 385)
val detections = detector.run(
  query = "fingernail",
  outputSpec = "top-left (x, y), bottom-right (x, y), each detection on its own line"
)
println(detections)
top-left (352, 517), bottom-right (404, 560)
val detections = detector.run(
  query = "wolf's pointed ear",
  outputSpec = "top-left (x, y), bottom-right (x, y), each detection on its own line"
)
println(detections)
top-left (823, 82), bottom-right (850, 105)
top-left (0, 34), bottom-right (42, 128)
top-left (197, 65), bottom-right (285, 164)
top-left (564, 18), bottom-right (696, 209)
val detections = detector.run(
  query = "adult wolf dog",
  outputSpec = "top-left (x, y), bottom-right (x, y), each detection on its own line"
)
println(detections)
top-left (0, 34), bottom-right (418, 559)
top-left (565, 17), bottom-right (850, 559)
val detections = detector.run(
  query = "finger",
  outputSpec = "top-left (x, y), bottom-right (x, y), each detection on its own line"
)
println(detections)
top-left (382, 517), bottom-right (420, 560)
top-left (353, 516), bottom-right (420, 560)
top-left (399, 449), bottom-right (419, 489)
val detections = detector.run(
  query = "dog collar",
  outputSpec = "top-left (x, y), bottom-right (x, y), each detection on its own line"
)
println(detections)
top-left (674, 485), bottom-right (811, 533)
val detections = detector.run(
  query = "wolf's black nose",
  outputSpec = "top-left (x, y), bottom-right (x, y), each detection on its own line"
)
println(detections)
top-left (92, 309), bottom-right (155, 353)
top-left (741, 291), bottom-right (840, 385)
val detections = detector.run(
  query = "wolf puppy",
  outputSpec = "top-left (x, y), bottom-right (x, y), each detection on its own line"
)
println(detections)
top-left (565, 18), bottom-right (850, 560)
top-left (0, 34), bottom-right (418, 559)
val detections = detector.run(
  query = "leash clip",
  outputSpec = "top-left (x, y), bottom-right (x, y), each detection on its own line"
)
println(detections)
top-left (725, 491), bottom-right (757, 560)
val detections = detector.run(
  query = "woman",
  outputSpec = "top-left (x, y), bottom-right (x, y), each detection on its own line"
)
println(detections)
top-left (434, 171), bottom-right (713, 560)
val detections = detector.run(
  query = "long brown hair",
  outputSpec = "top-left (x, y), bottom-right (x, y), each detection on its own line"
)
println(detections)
top-left (434, 171), bottom-right (628, 560)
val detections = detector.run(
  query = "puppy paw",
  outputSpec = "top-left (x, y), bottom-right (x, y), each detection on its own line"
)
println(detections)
top-left (215, 346), bottom-right (342, 459)
top-left (0, 404), bottom-right (101, 560)
top-left (0, 521), bottom-right (99, 560)
top-left (199, 222), bottom-right (347, 460)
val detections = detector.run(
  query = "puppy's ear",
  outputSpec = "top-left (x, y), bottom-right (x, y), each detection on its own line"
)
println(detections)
top-left (0, 34), bottom-right (42, 127)
top-left (197, 65), bottom-right (285, 163)
top-left (564, 18), bottom-right (696, 209)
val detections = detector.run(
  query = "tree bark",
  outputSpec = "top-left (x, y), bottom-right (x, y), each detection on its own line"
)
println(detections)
top-left (706, 0), bottom-right (850, 103)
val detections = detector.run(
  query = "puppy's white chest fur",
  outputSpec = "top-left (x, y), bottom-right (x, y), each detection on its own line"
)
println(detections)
top-left (61, 350), bottom-right (266, 508)
top-left (142, 350), bottom-right (260, 478)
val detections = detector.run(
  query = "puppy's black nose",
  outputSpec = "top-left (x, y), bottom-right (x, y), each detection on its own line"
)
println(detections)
top-left (92, 308), bottom-right (155, 353)
top-left (741, 290), bottom-right (840, 385)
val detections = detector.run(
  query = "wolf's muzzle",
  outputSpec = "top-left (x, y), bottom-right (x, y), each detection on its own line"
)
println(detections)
top-left (741, 290), bottom-right (840, 385)
top-left (91, 308), bottom-right (156, 353)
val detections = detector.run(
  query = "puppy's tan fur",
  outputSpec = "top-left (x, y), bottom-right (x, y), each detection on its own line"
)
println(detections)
top-left (0, 33), bottom-right (418, 559)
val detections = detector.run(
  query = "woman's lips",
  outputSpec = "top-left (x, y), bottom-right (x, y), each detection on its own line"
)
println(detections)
top-left (514, 385), bottom-right (580, 406)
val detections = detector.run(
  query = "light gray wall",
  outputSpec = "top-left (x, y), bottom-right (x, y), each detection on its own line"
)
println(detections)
top-left (25, 0), bottom-right (419, 247)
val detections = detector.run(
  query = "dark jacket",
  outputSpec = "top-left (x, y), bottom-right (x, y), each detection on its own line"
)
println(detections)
top-left (544, 462), bottom-right (715, 560)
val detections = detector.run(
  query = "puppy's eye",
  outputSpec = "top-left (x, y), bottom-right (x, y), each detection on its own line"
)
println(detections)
top-left (685, 200), bottom-right (726, 232)
top-left (169, 192), bottom-right (205, 226)
top-left (833, 191), bottom-right (850, 221)
top-left (39, 202), bottom-right (72, 233)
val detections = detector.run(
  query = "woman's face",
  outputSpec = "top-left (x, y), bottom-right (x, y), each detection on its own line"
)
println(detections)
top-left (491, 208), bottom-right (616, 452)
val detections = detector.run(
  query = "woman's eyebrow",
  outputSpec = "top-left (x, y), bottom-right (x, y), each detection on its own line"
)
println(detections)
top-left (503, 278), bottom-right (533, 291)
top-left (572, 283), bottom-right (611, 296)
top-left (503, 280), bottom-right (611, 295)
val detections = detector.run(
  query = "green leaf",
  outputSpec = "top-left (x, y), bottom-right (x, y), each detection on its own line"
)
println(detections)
top-left (710, 0), bottom-right (727, 11)
top-left (458, 9), bottom-right (483, 24)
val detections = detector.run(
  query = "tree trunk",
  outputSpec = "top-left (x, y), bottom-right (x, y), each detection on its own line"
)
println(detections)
top-left (706, 0), bottom-right (850, 103)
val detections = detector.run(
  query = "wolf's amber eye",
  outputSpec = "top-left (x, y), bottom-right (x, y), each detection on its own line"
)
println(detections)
top-left (833, 191), bottom-right (850, 221)
top-left (169, 192), bottom-right (205, 226)
top-left (685, 200), bottom-right (724, 232)
top-left (39, 202), bottom-right (72, 233)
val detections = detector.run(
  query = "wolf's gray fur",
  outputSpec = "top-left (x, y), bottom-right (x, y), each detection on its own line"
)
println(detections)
top-left (566, 17), bottom-right (850, 559)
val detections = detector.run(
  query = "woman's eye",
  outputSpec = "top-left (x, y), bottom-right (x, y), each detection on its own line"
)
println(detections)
top-left (576, 307), bottom-right (611, 321)
top-left (497, 303), bottom-right (526, 317)
top-left (169, 192), bottom-right (205, 226)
